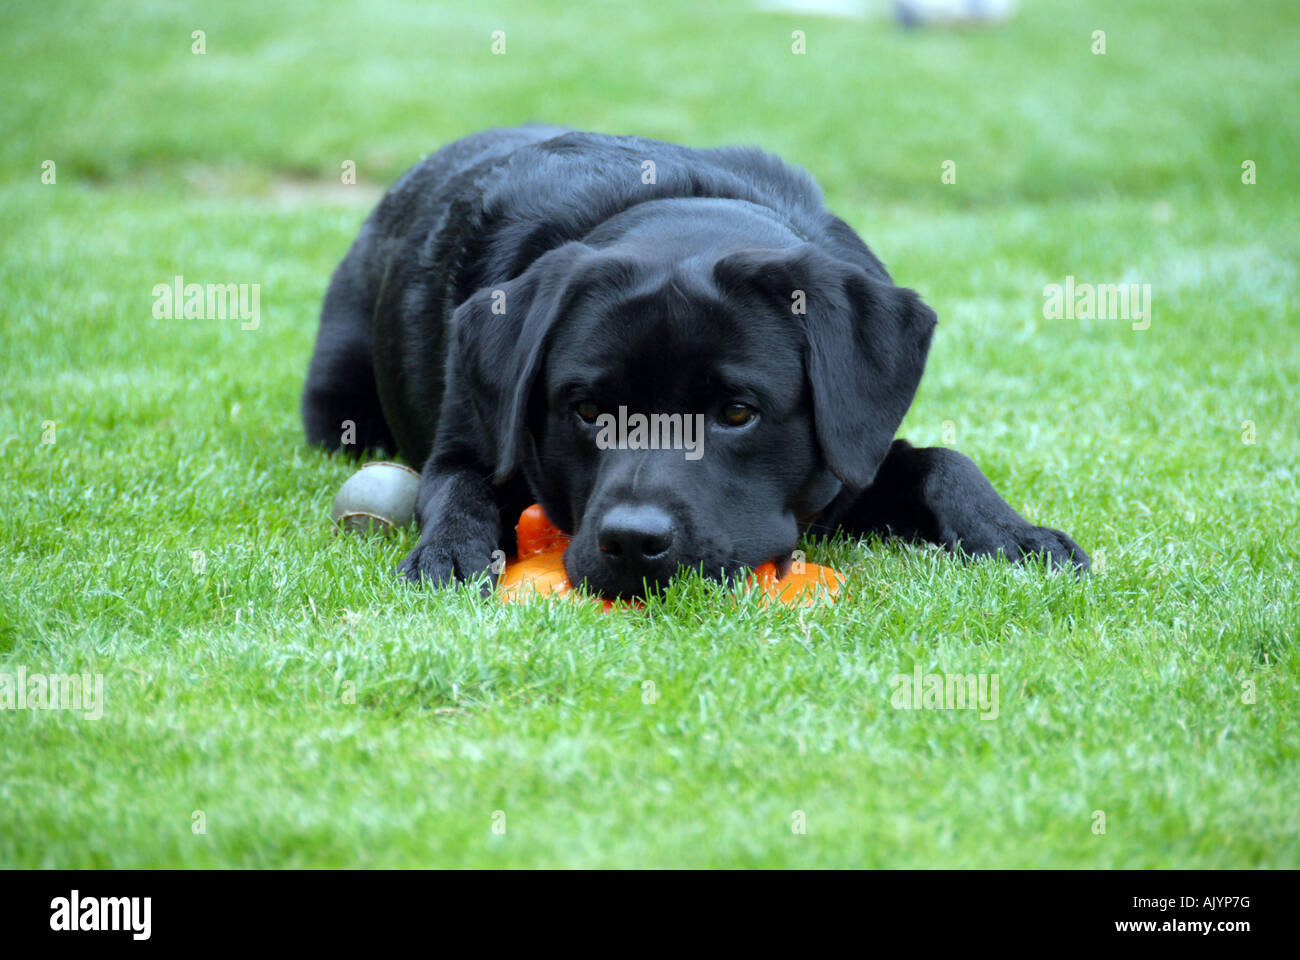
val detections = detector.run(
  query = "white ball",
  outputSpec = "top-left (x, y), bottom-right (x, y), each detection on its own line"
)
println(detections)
top-left (330, 461), bottom-right (420, 535)
top-left (894, 0), bottom-right (1019, 27)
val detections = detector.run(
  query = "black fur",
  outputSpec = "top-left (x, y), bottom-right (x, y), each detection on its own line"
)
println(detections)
top-left (303, 125), bottom-right (1087, 597)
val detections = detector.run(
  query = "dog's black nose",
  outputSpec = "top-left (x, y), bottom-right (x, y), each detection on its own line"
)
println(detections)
top-left (597, 504), bottom-right (674, 565)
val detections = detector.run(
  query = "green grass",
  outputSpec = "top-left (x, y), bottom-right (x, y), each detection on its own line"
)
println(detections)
top-left (1, 0), bottom-right (1297, 867)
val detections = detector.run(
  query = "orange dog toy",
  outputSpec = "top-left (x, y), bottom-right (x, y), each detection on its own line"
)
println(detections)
top-left (498, 504), bottom-right (843, 609)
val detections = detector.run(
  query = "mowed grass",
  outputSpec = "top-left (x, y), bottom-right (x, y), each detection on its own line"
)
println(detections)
top-left (1, 0), bottom-right (1297, 867)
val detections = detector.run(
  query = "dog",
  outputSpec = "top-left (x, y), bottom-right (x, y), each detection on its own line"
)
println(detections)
top-left (302, 125), bottom-right (1088, 598)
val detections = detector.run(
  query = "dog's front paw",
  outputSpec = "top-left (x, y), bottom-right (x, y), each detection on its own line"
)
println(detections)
top-left (398, 536), bottom-right (498, 596)
top-left (959, 523), bottom-right (1088, 573)
top-left (1008, 524), bottom-right (1090, 573)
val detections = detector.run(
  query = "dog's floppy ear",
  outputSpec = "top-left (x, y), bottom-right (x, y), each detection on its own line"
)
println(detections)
top-left (714, 246), bottom-right (936, 490)
top-left (808, 267), bottom-right (937, 489)
top-left (452, 241), bottom-right (594, 482)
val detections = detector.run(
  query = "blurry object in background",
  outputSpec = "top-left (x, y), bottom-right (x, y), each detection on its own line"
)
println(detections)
top-left (894, 0), bottom-right (1020, 27)
top-left (755, 0), bottom-right (876, 18)
top-left (756, 0), bottom-right (1018, 25)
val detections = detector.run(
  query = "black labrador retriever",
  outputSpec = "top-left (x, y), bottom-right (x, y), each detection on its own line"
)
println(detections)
top-left (303, 125), bottom-right (1087, 598)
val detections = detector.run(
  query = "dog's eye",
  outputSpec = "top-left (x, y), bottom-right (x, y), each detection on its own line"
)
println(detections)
top-left (574, 400), bottom-right (599, 424)
top-left (719, 402), bottom-right (757, 427)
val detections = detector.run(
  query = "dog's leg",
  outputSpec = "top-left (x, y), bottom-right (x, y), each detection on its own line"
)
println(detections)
top-left (397, 466), bottom-right (502, 594)
top-left (829, 439), bottom-right (1089, 571)
top-left (301, 233), bottom-right (396, 458)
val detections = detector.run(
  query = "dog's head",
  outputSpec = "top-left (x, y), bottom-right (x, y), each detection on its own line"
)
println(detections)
top-left (454, 213), bottom-right (936, 598)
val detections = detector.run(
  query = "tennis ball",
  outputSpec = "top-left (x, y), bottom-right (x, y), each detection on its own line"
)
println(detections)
top-left (330, 461), bottom-right (420, 535)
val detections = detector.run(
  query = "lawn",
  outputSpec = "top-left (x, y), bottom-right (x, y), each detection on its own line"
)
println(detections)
top-left (1, 0), bottom-right (1296, 867)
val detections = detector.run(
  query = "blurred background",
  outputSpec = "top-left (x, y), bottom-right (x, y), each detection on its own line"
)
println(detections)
top-left (7, 0), bottom-right (1294, 200)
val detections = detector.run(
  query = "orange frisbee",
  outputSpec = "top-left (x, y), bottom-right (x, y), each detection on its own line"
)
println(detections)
top-left (498, 504), bottom-right (843, 609)
top-left (746, 560), bottom-right (845, 607)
